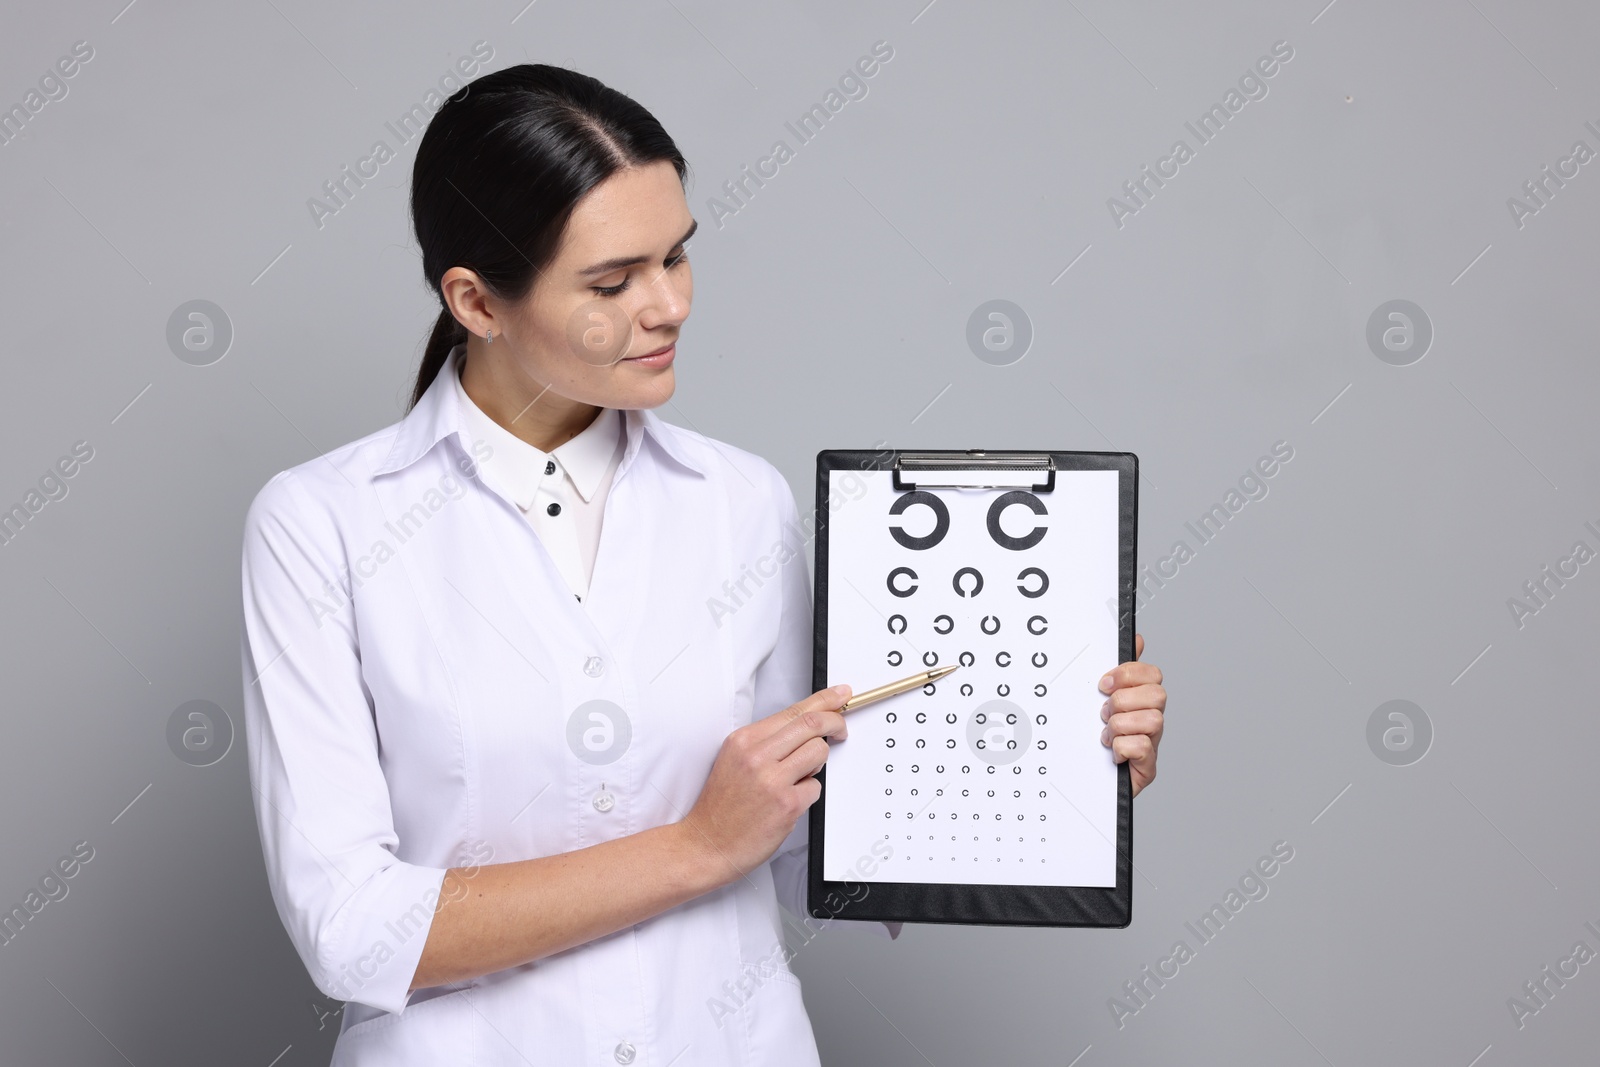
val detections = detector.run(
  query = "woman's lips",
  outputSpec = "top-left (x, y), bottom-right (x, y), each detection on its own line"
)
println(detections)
top-left (624, 342), bottom-right (675, 367)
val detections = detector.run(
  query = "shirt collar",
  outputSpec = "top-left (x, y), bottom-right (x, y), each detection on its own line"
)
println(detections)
top-left (451, 359), bottom-right (621, 508)
top-left (373, 343), bottom-right (708, 482)
top-left (550, 409), bottom-right (621, 503)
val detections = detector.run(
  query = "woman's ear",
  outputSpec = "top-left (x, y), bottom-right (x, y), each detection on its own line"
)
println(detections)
top-left (441, 266), bottom-right (496, 340)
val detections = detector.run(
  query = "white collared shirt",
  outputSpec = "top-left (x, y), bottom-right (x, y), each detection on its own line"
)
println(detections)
top-left (449, 348), bottom-right (624, 601)
top-left (239, 344), bottom-right (888, 1067)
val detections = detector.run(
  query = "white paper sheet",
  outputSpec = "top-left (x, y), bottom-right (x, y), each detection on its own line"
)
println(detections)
top-left (820, 468), bottom-right (1121, 887)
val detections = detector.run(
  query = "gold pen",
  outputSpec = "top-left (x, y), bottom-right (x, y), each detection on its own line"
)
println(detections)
top-left (840, 664), bottom-right (958, 713)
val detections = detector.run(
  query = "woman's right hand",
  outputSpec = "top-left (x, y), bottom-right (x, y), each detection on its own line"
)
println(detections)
top-left (678, 683), bottom-right (853, 881)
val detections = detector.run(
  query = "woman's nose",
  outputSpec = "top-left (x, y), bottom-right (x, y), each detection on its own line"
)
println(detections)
top-left (637, 268), bottom-right (690, 330)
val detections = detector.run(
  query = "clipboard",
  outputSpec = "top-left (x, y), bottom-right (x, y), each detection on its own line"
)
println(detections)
top-left (807, 448), bottom-right (1138, 928)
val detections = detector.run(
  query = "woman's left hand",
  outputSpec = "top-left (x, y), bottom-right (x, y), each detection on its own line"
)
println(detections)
top-left (1099, 633), bottom-right (1165, 797)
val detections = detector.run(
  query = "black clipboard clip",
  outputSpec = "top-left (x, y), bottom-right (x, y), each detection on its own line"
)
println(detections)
top-left (892, 450), bottom-right (1057, 493)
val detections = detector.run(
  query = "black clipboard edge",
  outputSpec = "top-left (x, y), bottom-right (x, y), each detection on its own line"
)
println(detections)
top-left (806, 448), bottom-right (1137, 929)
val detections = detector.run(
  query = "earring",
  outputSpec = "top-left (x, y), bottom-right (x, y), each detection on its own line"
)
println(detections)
top-left (485, 328), bottom-right (493, 344)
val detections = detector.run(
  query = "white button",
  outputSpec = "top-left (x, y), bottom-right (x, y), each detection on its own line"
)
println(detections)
top-left (593, 790), bottom-right (615, 813)
top-left (614, 1041), bottom-right (636, 1063)
top-left (584, 656), bottom-right (605, 677)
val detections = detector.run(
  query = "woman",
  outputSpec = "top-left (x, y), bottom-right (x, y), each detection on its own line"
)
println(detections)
top-left (239, 64), bottom-right (1166, 1065)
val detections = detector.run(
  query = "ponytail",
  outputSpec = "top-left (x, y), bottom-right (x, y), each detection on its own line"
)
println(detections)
top-left (412, 307), bottom-right (469, 410)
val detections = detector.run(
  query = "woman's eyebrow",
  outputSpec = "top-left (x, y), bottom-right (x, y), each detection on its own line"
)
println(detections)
top-left (577, 219), bottom-right (698, 277)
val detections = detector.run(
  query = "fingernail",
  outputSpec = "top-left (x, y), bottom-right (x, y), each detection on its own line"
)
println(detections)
top-left (1100, 727), bottom-right (1110, 746)
top-left (1099, 674), bottom-right (1115, 692)
top-left (833, 683), bottom-right (851, 697)
top-left (1100, 700), bottom-right (1110, 721)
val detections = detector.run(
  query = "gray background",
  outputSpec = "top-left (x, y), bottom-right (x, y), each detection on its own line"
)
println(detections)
top-left (1, 0), bottom-right (1595, 1063)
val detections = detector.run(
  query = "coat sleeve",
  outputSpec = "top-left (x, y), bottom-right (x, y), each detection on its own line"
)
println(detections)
top-left (239, 469), bottom-right (453, 1016)
top-left (755, 465), bottom-right (900, 942)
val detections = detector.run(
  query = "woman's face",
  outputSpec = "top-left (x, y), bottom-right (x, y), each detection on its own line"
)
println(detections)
top-left (455, 159), bottom-right (695, 411)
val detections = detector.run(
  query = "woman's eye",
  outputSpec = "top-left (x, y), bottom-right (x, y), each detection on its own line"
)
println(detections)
top-left (590, 249), bottom-right (688, 297)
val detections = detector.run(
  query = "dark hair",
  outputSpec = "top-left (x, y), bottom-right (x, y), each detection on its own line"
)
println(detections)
top-left (406, 64), bottom-right (689, 410)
